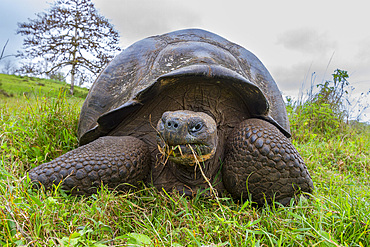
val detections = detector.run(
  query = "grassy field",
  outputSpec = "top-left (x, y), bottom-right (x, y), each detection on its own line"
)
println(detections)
top-left (0, 74), bottom-right (369, 246)
top-left (0, 73), bottom-right (88, 99)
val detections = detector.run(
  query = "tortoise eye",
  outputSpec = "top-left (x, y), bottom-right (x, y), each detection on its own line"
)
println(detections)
top-left (190, 122), bottom-right (203, 133)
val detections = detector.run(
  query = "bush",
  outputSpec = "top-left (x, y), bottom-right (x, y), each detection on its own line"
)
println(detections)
top-left (288, 101), bottom-right (346, 142)
top-left (288, 69), bottom-right (364, 142)
top-left (48, 71), bottom-right (66, 82)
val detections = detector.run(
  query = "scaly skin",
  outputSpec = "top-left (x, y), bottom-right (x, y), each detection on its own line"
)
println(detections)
top-left (223, 118), bottom-right (314, 206)
top-left (29, 136), bottom-right (150, 195)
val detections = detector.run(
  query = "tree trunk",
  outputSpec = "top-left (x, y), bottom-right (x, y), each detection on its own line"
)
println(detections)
top-left (70, 12), bottom-right (78, 96)
top-left (70, 65), bottom-right (75, 95)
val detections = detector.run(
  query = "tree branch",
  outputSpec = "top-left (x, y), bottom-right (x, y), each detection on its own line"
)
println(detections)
top-left (16, 0), bottom-right (121, 93)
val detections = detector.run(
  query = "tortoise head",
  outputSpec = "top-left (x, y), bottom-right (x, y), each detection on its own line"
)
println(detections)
top-left (156, 110), bottom-right (218, 165)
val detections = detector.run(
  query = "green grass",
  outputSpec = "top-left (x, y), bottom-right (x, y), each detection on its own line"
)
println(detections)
top-left (0, 77), bottom-right (369, 246)
top-left (0, 73), bottom-right (88, 99)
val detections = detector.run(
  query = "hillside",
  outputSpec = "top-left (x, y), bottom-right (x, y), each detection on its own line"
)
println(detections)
top-left (0, 73), bottom-right (89, 99)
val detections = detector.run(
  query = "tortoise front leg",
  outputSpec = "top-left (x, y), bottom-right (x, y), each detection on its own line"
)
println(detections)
top-left (223, 118), bottom-right (314, 206)
top-left (29, 136), bottom-right (150, 195)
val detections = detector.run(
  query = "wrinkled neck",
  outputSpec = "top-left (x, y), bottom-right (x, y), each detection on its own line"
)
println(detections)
top-left (169, 160), bottom-right (210, 186)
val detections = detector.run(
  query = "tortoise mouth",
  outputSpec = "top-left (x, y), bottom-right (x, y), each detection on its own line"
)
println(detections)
top-left (158, 142), bottom-right (216, 166)
top-left (156, 110), bottom-right (218, 166)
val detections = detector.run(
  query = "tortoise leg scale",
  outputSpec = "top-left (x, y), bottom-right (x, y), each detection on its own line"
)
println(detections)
top-left (223, 118), bottom-right (314, 206)
top-left (29, 136), bottom-right (150, 195)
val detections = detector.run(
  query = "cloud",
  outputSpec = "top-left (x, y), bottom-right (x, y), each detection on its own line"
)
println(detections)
top-left (95, 0), bottom-right (202, 46)
top-left (276, 27), bottom-right (337, 54)
top-left (1, 0), bottom-right (49, 55)
top-left (271, 62), bottom-right (314, 96)
top-left (355, 37), bottom-right (370, 64)
top-left (270, 59), bottom-right (347, 99)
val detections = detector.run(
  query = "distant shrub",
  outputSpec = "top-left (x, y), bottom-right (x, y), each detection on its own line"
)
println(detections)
top-left (48, 71), bottom-right (66, 82)
top-left (287, 69), bottom-right (365, 142)
top-left (288, 101), bottom-right (346, 142)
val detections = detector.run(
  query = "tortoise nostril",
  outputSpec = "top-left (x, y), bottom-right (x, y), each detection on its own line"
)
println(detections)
top-left (166, 120), bottom-right (180, 130)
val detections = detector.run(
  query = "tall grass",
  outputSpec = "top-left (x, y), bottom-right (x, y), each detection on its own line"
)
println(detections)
top-left (0, 75), bottom-right (369, 245)
top-left (0, 91), bottom-right (80, 177)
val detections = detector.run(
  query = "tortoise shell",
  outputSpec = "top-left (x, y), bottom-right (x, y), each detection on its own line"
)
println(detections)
top-left (78, 29), bottom-right (289, 146)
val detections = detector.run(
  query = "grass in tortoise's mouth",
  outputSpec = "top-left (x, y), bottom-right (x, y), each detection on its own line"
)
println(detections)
top-left (158, 143), bottom-right (215, 166)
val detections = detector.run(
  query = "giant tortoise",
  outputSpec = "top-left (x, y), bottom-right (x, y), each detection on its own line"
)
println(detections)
top-left (29, 29), bottom-right (313, 206)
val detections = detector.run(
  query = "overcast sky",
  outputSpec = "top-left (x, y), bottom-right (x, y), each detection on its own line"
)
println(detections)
top-left (1, 0), bottom-right (369, 121)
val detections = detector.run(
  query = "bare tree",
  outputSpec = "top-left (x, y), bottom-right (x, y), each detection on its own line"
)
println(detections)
top-left (17, 0), bottom-right (121, 94)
